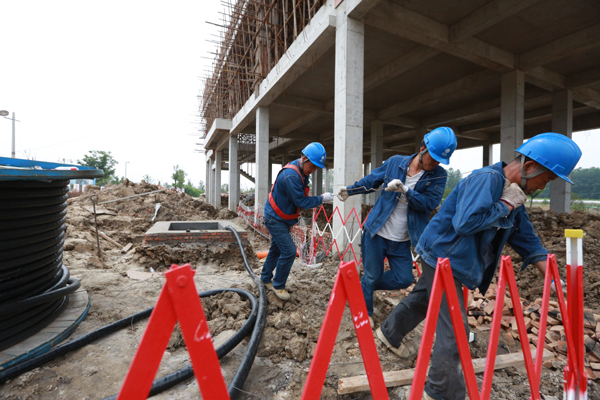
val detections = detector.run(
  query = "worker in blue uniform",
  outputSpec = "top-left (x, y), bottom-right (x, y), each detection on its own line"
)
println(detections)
top-left (337, 127), bottom-right (458, 328)
top-left (261, 142), bottom-right (334, 300)
top-left (376, 132), bottom-right (582, 400)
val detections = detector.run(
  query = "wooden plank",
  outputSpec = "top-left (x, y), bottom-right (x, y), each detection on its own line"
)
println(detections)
top-left (90, 228), bottom-right (122, 247)
top-left (121, 243), bottom-right (134, 253)
top-left (337, 348), bottom-right (553, 394)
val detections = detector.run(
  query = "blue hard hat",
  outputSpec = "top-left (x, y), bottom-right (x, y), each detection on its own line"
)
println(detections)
top-left (302, 142), bottom-right (326, 168)
top-left (424, 127), bottom-right (457, 165)
top-left (515, 132), bottom-right (582, 184)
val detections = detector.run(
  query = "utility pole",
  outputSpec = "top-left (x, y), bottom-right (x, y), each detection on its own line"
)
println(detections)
top-left (0, 110), bottom-right (18, 158)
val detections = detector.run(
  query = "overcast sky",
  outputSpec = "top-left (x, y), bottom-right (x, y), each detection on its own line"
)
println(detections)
top-left (1, 1), bottom-right (598, 190)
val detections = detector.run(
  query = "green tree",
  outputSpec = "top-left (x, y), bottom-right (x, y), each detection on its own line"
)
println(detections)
top-left (184, 180), bottom-right (202, 197)
top-left (221, 183), bottom-right (229, 193)
top-left (78, 150), bottom-right (117, 185)
top-left (142, 174), bottom-right (154, 184)
top-left (198, 180), bottom-right (205, 192)
top-left (172, 165), bottom-right (187, 189)
top-left (445, 168), bottom-right (462, 191)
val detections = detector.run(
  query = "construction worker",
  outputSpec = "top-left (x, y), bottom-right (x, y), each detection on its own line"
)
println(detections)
top-left (337, 127), bottom-right (457, 327)
top-left (261, 142), bottom-right (334, 300)
top-left (376, 132), bottom-right (582, 400)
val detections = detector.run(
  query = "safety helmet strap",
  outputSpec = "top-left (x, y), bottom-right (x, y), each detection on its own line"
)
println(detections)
top-left (418, 147), bottom-right (429, 166)
top-left (519, 155), bottom-right (548, 191)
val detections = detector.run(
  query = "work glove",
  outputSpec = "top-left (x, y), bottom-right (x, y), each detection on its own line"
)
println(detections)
top-left (337, 187), bottom-right (349, 202)
top-left (321, 192), bottom-right (334, 203)
top-left (385, 179), bottom-right (408, 194)
top-left (551, 279), bottom-right (567, 295)
top-left (500, 181), bottom-right (527, 210)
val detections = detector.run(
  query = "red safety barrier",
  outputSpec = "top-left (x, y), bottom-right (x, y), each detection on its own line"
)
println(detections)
top-left (302, 261), bottom-right (389, 400)
top-left (410, 254), bottom-right (581, 400)
top-left (311, 205), bottom-right (369, 266)
top-left (116, 264), bottom-right (230, 400)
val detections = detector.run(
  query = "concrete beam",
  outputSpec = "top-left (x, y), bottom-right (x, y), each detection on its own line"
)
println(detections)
top-left (519, 23), bottom-right (600, 70)
top-left (378, 70), bottom-right (499, 120)
top-left (273, 94), bottom-right (331, 114)
top-left (381, 115), bottom-right (420, 128)
top-left (230, 6), bottom-right (336, 136)
top-left (450, 0), bottom-right (542, 42)
top-left (347, 0), bottom-right (384, 20)
top-left (567, 67), bottom-right (600, 89)
top-left (364, 46), bottom-right (439, 92)
top-left (278, 111), bottom-right (322, 137)
top-left (365, 1), bottom-right (515, 72)
top-left (204, 118), bottom-right (232, 150)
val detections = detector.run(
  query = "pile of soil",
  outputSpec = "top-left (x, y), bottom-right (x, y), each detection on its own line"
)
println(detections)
top-left (2, 187), bottom-right (599, 399)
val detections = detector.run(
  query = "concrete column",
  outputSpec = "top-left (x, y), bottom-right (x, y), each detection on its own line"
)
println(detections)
top-left (205, 158), bottom-right (211, 204)
top-left (324, 167), bottom-right (331, 192)
top-left (482, 141), bottom-right (493, 166)
top-left (214, 150), bottom-right (222, 209)
top-left (333, 16), bottom-right (364, 263)
top-left (550, 90), bottom-right (573, 213)
top-left (414, 126), bottom-right (426, 153)
top-left (209, 159), bottom-right (215, 208)
top-left (256, 107), bottom-right (270, 208)
top-left (370, 120), bottom-right (383, 204)
top-left (268, 159), bottom-right (273, 187)
top-left (228, 135), bottom-right (240, 211)
top-left (363, 156), bottom-right (371, 205)
top-left (500, 70), bottom-right (524, 163)
top-left (314, 168), bottom-right (323, 196)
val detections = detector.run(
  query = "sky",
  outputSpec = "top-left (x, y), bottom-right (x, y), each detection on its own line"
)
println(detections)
top-left (1, 1), bottom-right (598, 190)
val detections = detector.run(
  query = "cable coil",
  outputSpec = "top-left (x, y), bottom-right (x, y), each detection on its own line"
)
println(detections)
top-left (0, 179), bottom-right (79, 351)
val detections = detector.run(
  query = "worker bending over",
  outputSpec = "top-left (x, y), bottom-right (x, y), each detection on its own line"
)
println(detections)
top-left (376, 132), bottom-right (582, 400)
top-left (261, 142), bottom-right (334, 301)
top-left (337, 127), bottom-right (457, 327)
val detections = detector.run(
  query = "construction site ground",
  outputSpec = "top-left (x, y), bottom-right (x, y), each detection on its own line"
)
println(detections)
top-left (1, 181), bottom-right (600, 400)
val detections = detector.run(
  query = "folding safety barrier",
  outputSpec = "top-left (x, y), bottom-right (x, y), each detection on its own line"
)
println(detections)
top-left (302, 260), bottom-right (389, 399)
top-left (409, 253), bottom-right (582, 400)
top-left (116, 264), bottom-right (230, 400)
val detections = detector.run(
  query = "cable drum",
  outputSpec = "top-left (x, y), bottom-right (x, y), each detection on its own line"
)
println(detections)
top-left (0, 180), bottom-right (75, 351)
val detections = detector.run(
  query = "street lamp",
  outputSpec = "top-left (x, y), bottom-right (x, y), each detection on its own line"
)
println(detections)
top-left (125, 161), bottom-right (130, 179)
top-left (0, 110), bottom-right (18, 158)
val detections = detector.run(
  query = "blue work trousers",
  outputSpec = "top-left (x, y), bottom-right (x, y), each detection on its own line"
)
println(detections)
top-left (360, 232), bottom-right (415, 316)
top-left (260, 217), bottom-right (296, 289)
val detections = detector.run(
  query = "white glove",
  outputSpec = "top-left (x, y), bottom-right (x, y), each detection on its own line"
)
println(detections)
top-left (385, 179), bottom-right (408, 194)
top-left (337, 187), bottom-right (349, 202)
top-left (500, 181), bottom-right (527, 210)
top-left (321, 192), bottom-right (334, 203)
top-left (551, 279), bottom-right (567, 294)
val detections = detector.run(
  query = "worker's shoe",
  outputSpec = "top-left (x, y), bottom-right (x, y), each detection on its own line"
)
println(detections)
top-left (369, 316), bottom-right (374, 329)
top-left (376, 327), bottom-right (405, 357)
top-left (263, 282), bottom-right (291, 300)
top-left (422, 390), bottom-right (435, 400)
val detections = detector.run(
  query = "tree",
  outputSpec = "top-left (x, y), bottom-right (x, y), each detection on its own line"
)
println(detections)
top-left (184, 180), bottom-right (202, 197)
top-left (172, 165), bottom-right (187, 189)
top-left (142, 174), bottom-right (154, 184)
top-left (78, 150), bottom-right (117, 186)
top-left (221, 183), bottom-right (229, 193)
top-left (445, 168), bottom-right (462, 191)
top-left (198, 180), bottom-right (205, 192)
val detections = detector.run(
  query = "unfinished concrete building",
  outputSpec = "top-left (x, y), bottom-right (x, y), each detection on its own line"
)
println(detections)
top-left (200, 0), bottom-right (600, 250)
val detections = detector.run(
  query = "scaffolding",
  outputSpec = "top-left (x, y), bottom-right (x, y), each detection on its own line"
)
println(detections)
top-left (199, 0), bottom-right (327, 136)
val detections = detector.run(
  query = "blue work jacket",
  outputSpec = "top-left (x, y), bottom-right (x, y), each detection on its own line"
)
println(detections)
top-left (346, 154), bottom-right (447, 245)
top-left (263, 159), bottom-right (323, 225)
top-left (415, 162), bottom-right (548, 294)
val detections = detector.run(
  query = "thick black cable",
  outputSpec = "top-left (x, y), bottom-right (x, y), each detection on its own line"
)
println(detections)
top-left (225, 225), bottom-right (268, 400)
top-left (0, 288), bottom-right (258, 386)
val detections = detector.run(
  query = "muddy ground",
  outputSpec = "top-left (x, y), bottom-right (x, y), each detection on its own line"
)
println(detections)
top-left (1, 181), bottom-right (599, 399)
